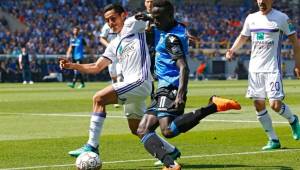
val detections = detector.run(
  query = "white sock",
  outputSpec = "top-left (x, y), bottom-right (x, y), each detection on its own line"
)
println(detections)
top-left (257, 109), bottom-right (278, 140)
top-left (87, 113), bottom-right (106, 148)
top-left (277, 103), bottom-right (295, 124)
top-left (155, 133), bottom-right (175, 153)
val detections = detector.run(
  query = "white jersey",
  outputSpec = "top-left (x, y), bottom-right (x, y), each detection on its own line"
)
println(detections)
top-left (102, 16), bottom-right (152, 82)
top-left (99, 23), bottom-right (117, 42)
top-left (241, 9), bottom-right (296, 73)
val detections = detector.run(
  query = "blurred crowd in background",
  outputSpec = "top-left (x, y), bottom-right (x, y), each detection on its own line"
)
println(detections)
top-left (0, 0), bottom-right (299, 82)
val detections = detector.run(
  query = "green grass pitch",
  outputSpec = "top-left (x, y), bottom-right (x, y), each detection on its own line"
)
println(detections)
top-left (0, 80), bottom-right (300, 169)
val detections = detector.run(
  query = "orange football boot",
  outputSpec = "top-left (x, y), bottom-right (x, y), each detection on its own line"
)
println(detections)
top-left (209, 95), bottom-right (241, 112)
top-left (162, 162), bottom-right (181, 170)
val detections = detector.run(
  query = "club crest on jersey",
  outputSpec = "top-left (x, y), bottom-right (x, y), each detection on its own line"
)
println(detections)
top-left (169, 36), bottom-right (176, 43)
top-left (256, 32), bottom-right (264, 40)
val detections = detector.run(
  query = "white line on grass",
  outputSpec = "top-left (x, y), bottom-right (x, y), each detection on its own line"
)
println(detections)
top-left (1, 149), bottom-right (300, 170)
top-left (0, 112), bottom-right (288, 124)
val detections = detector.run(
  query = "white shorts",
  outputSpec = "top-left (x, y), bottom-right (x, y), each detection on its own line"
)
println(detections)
top-left (108, 62), bottom-right (122, 77)
top-left (123, 102), bottom-right (146, 119)
top-left (246, 72), bottom-right (285, 100)
top-left (112, 80), bottom-right (152, 119)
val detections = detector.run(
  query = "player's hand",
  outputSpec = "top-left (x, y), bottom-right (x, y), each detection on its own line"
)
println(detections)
top-left (225, 49), bottom-right (234, 61)
top-left (295, 67), bottom-right (300, 79)
top-left (58, 57), bottom-right (72, 70)
top-left (173, 96), bottom-right (185, 110)
top-left (135, 12), bottom-right (153, 22)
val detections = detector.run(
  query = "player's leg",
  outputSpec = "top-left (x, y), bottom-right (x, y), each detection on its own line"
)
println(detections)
top-left (247, 72), bottom-right (280, 150)
top-left (254, 99), bottom-right (281, 150)
top-left (270, 100), bottom-right (300, 140)
top-left (75, 60), bottom-right (85, 88)
top-left (68, 59), bottom-right (78, 88)
top-left (22, 69), bottom-right (27, 84)
top-left (137, 113), bottom-right (180, 169)
top-left (266, 72), bottom-right (300, 140)
top-left (154, 87), bottom-right (240, 138)
top-left (124, 101), bottom-right (180, 166)
top-left (69, 85), bottom-right (118, 157)
top-left (158, 104), bottom-right (217, 138)
top-left (27, 68), bottom-right (33, 84)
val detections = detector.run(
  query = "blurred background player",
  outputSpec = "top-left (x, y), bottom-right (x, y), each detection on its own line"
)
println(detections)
top-left (18, 45), bottom-right (33, 84)
top-left (99, 22), bottom-right (122, 108)
top-left (144, 0), bottom-right (156, 78)
top-left (66, 26), bottom-right (86, 89)
top-left (62, 4), bottom-right (178, 164)
top-left (226, 0), bottom-right (300, 150)
top-left (135, 1), bottom-right (241, 169)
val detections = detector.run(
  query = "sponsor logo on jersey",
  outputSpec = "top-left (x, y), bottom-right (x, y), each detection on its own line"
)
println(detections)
top-left (118, 42), bottom-right (136, 60)
top-left (256, 32), bottom-right (265, 40)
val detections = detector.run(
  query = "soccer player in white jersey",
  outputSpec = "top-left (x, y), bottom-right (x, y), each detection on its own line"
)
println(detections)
top-left (99, 23), bottom-right (122, 108)
top-left (226, 0), bottom-right (300, 150)
top-left (59, 3), bottom-right (178, 159)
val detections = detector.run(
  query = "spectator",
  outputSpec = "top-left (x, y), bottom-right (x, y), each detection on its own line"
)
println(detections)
top-left (18, 46), bottom-right (33, 84)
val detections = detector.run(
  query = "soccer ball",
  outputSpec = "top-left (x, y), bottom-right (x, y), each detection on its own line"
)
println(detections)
top-left (76, 152), bottom-right (102, 170)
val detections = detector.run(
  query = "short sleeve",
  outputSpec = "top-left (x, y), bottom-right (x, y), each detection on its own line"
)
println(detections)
top-left (121, 16), bottom-right (146, 36)
top-left (281, 14), bottom-right (296, 36)
top-left (241, 15), bottom-right (251, 37)
top-left (165, 34), bottom-right (185, 60)
top-left (100, 23), bottom-right (110, 38)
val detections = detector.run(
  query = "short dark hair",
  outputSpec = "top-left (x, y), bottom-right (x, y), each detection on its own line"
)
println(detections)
top-left (104, 3), bottom-right (125, 15)
top-left (153, 0), bottom-right (174, 15)
top-left (21, 43), bottom-right (27, 48)
top-left (73, 26), bottom-right (80, 30)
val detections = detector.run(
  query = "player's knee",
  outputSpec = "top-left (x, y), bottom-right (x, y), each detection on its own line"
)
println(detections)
top-left (130, 128), bottom-right (138, 136)
top-left (161, 129), bottom-right (174, 138)
top-left (137, 126), bottom-right (147, 138)
top-left (254, 101), bottom-right (266, 111)
top-left (270, 102), bottom-right (281, 112)
top-left (93, 94), bottom-right (105, 105)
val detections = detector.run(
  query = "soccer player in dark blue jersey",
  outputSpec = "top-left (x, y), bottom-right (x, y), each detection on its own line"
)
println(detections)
top-left (66, 26), bottom-right (86, 88)
top-left (135, 1), bottom-right (241, 169)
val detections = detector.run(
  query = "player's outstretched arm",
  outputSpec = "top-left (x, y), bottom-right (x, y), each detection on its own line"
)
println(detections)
top-left (226, 34), bottom-right (248, 60)
top-left (59, 56), bottom-right (111, 74)
top-left (135, 12), bottom-right (153, 22)
top-left (288, 33), bottom-right (300, 78)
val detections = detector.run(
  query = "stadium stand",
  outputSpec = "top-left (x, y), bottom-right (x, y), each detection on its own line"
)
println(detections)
top-left (0, 0), bottom-right (299, 82)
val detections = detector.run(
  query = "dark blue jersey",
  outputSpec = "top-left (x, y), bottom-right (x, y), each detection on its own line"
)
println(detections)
top-left (155, 23), bottom-right (189, 88)
top-left (20, 53), bottom-right (30, 69)
top-left (69, 35), bottom-right (86, 60)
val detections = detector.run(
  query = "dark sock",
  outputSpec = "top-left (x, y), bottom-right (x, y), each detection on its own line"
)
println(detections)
top-left (170, 103), bottom-right (217, 136)
top-left (141, 132), bottom-right (174, 167)
top-left (78, 73), bottom-right (84, 84)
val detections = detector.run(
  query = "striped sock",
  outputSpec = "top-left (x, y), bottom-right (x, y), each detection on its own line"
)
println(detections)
top-left (257, 109), bottom-right (278, 140)
top-left (87, 112), bottom-right (106, 148)
top-left (277, 103), bottom-right (295, 124)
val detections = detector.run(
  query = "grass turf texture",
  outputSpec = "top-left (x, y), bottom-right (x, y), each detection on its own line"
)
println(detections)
top-left (0, 80), bottom-right (300, 169)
